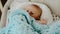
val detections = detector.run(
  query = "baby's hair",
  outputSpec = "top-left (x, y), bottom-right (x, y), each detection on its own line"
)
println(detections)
top-left (31, 4), bottom-right (42, 19)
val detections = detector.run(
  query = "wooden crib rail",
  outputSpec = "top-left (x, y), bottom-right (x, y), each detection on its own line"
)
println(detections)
top-left (0, 0), bottom-right (13, 28)
top-left (0, 0), bottom-right (3, 12)
top-left (0, 0), bottom-right (3, 28)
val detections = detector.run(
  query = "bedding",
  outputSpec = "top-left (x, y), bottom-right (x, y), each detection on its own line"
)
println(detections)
top-left (0, 9), bottom-right (60, 34)
top-left (9, 2), bottom-right (53, 24)
top-left (53, 14), bottom-right (60, 22)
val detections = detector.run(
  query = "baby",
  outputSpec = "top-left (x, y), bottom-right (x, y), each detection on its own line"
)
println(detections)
top-left (25, 4), bottom-right (47, 25)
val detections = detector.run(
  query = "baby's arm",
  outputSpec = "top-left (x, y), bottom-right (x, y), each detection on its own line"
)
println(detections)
top-left (39, 19), bottom-right (47, 25)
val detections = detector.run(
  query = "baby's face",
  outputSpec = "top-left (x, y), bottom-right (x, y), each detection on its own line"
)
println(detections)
top-left (26, 5), bottom-right (42, 20)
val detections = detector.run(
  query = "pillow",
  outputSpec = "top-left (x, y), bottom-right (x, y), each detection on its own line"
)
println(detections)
top-left (10, 0), bottom-right (29, 9)
top-left (38, 4), bottom-right (53, 24)
top-left (9, 2), bottom-right (53, 24)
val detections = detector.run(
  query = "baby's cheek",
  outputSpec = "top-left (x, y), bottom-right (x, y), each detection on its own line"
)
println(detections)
top-left (32, 15), bottom-right (39, 20)
top-left (30, 14), bottom-right (35, 18)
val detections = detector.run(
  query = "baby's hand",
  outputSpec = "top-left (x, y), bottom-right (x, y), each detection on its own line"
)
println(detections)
top-left (40, 19), bottom-right (47, 25)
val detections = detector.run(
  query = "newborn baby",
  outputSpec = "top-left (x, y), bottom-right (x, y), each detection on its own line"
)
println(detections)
top-left (25, 4), bottom-right (47, 24)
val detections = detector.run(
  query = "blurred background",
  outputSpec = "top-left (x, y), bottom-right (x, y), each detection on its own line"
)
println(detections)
top-left (1, 0), bottom-right (7, 6)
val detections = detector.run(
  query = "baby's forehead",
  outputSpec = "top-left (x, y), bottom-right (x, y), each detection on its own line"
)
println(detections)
top-left (31, 5), bottom-right (42, 10)
top-left (31, 4), bottom-right (42, 13)
top-left (31, 4), bottom-right (40, 9)
top-left (25, 4), bottom-right (42, 12)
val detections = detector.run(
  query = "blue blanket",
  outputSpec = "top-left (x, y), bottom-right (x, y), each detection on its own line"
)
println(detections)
top-left (0, 9), bottom-right (60, 34)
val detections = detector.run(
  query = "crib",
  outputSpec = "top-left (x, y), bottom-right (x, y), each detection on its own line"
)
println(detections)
top-left (0, 0), bottom-right (3, 28)
top-left (0, 0), bottom-right (60, 28)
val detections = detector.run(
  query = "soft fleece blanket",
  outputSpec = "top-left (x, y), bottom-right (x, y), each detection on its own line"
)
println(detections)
top-left (0, 9), bottom-right (60, 34)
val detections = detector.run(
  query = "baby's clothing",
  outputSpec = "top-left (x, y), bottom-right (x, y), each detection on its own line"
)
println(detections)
top-left (0, 9), bottom-right (60, 34)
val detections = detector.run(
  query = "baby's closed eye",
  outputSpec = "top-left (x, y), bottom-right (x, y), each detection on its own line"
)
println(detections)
top-left (27, 10), bottom-right (34, 15)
